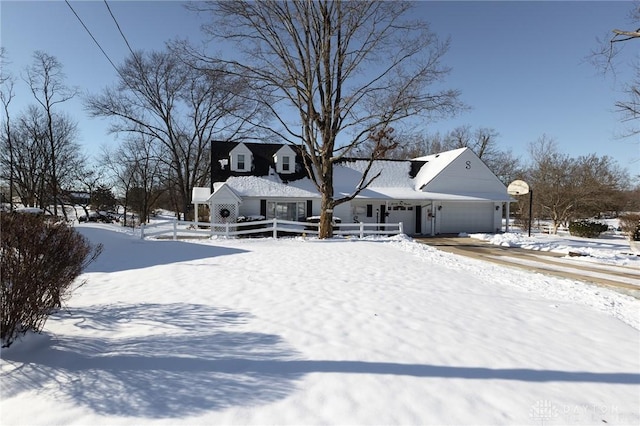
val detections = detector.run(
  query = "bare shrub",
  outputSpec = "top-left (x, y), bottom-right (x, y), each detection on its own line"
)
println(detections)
top-left (619, 213), bottom-right (640, 240)
top-left (1, 212), bottom-right (102, 347)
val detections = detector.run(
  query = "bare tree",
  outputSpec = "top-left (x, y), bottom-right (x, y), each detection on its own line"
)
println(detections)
top-left (0, 48), bottom-right (15, 209)
top-left (86, 48), bottom-right (261, 219)
top-left (593, 4), bottom-right (640, 72)
top-left (122, 134), bottom-right (167, 224)
top-left (615, 69), bottom-right (640, 136)
top-left (526, 136), bottom-right (575, 234)
top-left (1, 105), bottom-right (80, 213)
top-left (99, 132), bottom-right (167, 225)
top-left (526, 135), bottom-right (630, 233)
top-left (72, 164), bottom-right (104, 219)
top-left (592, 4), bottom-right (640, 137)
top-left (190, 0), bottom-right (462, 238)
top-left (354, 131), bottom-right (441, 160)
top-left (99, 146), bottom-right (135, 227)
top-left (3, 106), bottom-right (48, 208)
top-left (571, 153), bottom-right (629, 218)
top-left (25, 52), bottom-right (79, 219)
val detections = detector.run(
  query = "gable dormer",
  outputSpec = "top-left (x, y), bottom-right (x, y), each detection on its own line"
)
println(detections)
top-left (229, 143), bottom-right (253, 172)
top-left (273, 144), bottom-right (296, 174)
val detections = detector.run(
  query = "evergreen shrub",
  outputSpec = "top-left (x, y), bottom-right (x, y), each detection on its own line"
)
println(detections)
top-left (568, 220), bottom-right (608, 238)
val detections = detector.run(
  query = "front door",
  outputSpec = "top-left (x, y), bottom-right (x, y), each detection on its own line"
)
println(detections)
top-left (422, 203), bottom-right (433, 235)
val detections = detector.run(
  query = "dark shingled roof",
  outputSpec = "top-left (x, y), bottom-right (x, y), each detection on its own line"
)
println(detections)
top-left (210, 141), bottom-right (310, 183)
top-left (210, 141), bottom-right (426, 183)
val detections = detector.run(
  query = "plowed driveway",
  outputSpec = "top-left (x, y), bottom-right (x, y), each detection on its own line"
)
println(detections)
top-left (416, 236), bottom-right (640, 299)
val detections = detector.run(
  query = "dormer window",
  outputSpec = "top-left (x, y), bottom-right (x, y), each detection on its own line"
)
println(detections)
top-left (230, 143), bottom-right (253, 172)
top-left (274, 145), bottom-right (296, 174)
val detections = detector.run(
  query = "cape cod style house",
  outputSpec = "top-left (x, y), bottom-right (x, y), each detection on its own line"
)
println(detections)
top-left (192, 141), bottom-right (512, 236)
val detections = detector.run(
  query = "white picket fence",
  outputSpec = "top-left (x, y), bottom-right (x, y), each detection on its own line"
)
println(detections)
top-left (140, 218), bottom-right (403, 240)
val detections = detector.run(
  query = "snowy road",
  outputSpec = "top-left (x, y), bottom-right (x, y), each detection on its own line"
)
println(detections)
top-left (417, 237), bottom-right (640, 298)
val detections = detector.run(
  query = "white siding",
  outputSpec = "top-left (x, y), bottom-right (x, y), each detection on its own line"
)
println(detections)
top-left (349, 201), bottom-right (374, 224)
top-left (239, 199), bottom-right (262, 218)
top-left (422, 149), bottom-right (506, 194)
top-left (387, 208), bottom-right (415, 235)
top-left (229, 143), bottom-right (253, 172)
top-left (333, 203), bottom-right (351, 223)
top-left (273, 145), bottom-right (296, 174)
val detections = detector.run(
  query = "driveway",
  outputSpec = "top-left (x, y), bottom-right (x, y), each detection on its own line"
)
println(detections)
top-left (415, 236), bottom-right (640, 299)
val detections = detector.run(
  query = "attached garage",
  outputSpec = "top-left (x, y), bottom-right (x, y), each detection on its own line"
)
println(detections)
top-left (197, 142), bottom-right (513, 237)
top-left (437, 202), bottom-right (496, 234)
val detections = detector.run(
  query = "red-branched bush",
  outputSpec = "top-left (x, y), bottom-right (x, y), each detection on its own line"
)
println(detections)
top-left (1, 212), bottom-right (102, 347)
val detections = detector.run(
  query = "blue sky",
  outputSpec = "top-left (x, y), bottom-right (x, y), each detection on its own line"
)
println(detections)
top-left (1, 1), bottom-right (638, 173)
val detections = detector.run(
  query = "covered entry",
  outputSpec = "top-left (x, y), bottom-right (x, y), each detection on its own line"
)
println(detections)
top-left (207, 183), bottom-right (242, 225)
top-left (386, 201), bottom-right (416, 235)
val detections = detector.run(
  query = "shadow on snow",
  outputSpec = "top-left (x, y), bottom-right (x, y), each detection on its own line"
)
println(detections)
top-left (2, 303), bottom-right (638, 419)
top-left (1, 303), bottom-right (301, 418)
top-left (75, 226), bottom-right (248, 273)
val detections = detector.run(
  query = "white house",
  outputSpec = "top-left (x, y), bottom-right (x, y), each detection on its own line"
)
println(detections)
top-left (192, 142), bottom-right (513, 236)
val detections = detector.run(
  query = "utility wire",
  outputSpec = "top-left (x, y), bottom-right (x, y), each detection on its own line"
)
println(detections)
top-left (103, 0), bottom-right (158, 98)
top-left (103, 0), bottom-right (137, 58)
top-left (66, 0), bottom-right (170, 136)
top-left (64, 0), bottom-right (121, 76)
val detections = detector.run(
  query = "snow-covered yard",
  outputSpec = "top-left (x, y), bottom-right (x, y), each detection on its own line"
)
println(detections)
top-left (1, 223), bottom-right (638, 425)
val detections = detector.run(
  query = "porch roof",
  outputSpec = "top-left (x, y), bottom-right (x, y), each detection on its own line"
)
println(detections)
top-left (343, 187), bottom-right (512, 202)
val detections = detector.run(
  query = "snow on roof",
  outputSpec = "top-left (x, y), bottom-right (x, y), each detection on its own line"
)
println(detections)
top-left (335, 160), bottom-right (414, 188)
top-left (209, 147), bottom-right (508, 202)
top-left (292, 160), bottom-right (421, 200)
top-left (220, 176), bottom-right (319, 198)
top-left (423, 191), bottom-right (513, 202)
top-left (412, 147), bottom-right (467, 190)
top-left (192, 187), bottom-right (211, 203)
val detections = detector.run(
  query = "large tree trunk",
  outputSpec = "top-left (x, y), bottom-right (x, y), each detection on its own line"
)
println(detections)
top-left (194, 1), bottom-right (462, 239)
top-left (318, 160), bottom-right (334, 239)
top-left (319, 195), bottom-right (334, 239)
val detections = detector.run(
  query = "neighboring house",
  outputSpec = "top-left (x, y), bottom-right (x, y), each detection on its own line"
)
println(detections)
top-left (192, 141), bottom-right (513, 236)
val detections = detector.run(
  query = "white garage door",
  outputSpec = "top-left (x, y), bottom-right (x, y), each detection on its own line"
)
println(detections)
top-left (439, 202), bottom-right (495, 234)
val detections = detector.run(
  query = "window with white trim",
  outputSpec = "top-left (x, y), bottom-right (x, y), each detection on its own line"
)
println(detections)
top-left (267, 201), bottom-right (306, 221)
top-left (237, 154), bottom-right (245, 170)
top-left (282, 155), bottom-right (290, 172)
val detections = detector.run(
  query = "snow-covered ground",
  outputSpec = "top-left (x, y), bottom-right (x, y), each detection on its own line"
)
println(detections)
top-left (1, 223), bottom-right (638, 425)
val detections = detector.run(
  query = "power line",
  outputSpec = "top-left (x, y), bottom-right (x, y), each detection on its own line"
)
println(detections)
top-left (66, 0), bottom-right (170, 134)
top-left (64, 0), bottom-right (121, 76)
top-left (103, 0), bottom-right (137, 58)
top-left (103, 0), bottom-right (155, 96)
top-left (65, 1), bottom-right (150, 103)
